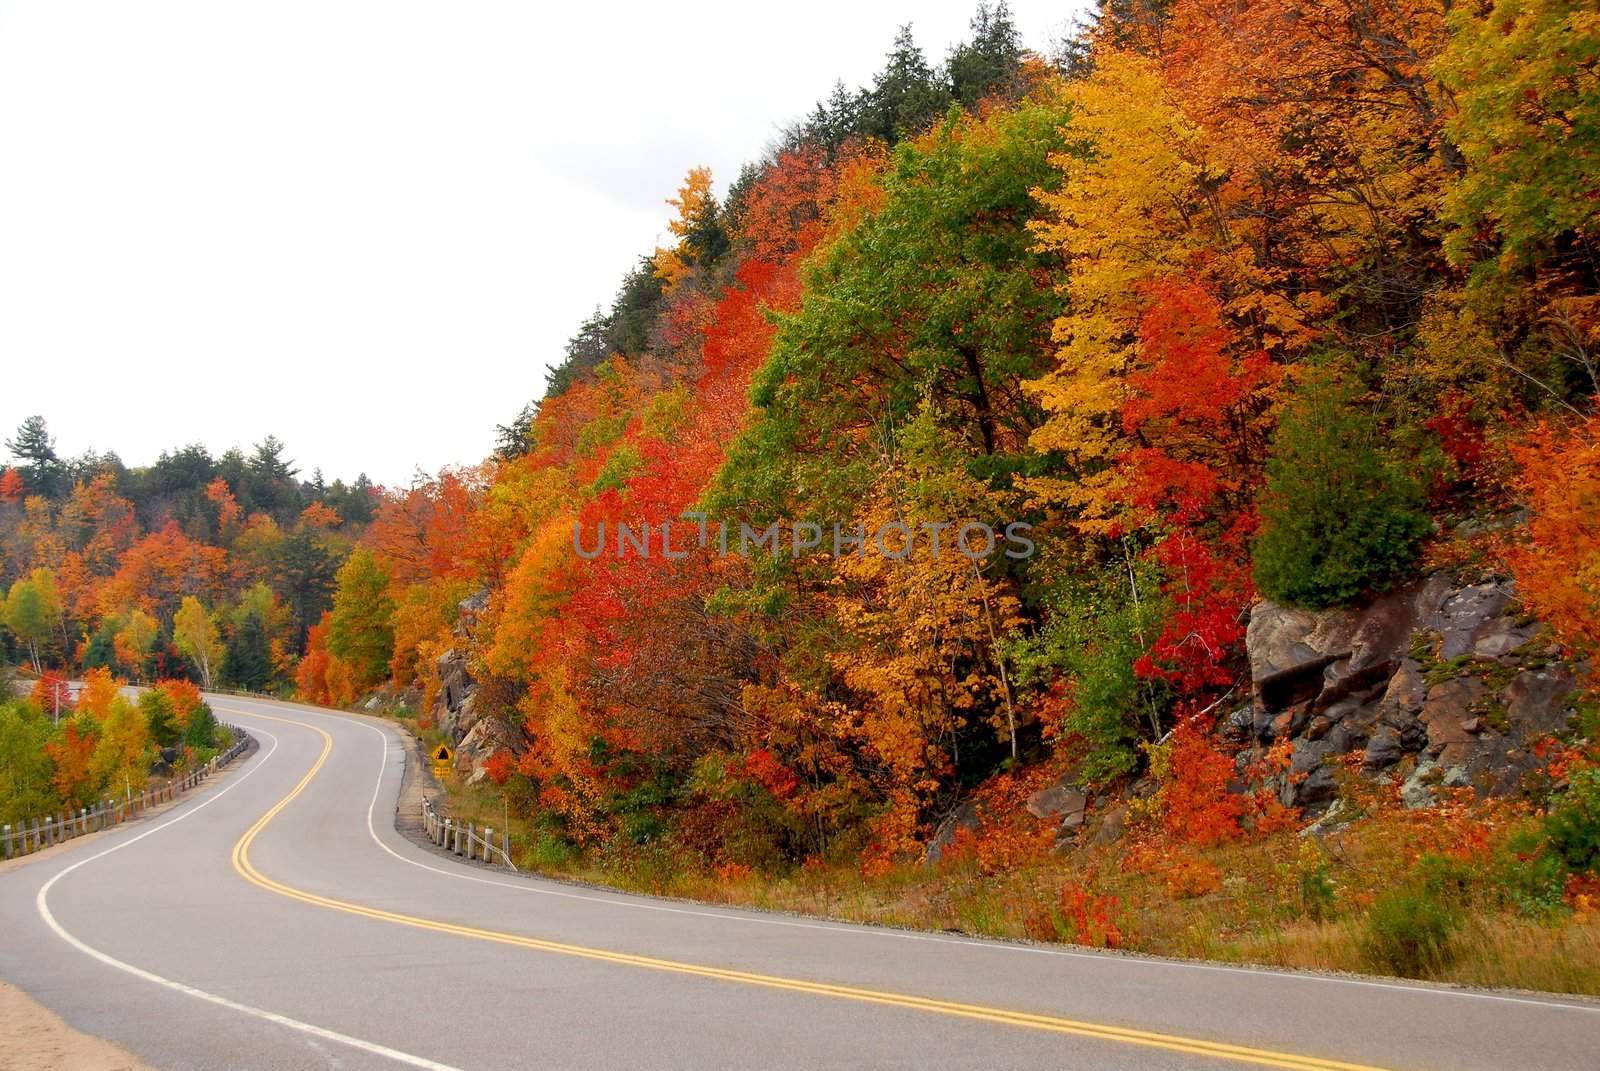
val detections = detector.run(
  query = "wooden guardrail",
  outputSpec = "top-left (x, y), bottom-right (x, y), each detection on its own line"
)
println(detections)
top-left (420, 794), bottom-right (515, 871)
top-left (1, 727), bottom-right (249, 860)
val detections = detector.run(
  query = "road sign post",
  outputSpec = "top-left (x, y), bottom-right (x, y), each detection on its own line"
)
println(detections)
top-left (431, 743), bottom-right (453, 781)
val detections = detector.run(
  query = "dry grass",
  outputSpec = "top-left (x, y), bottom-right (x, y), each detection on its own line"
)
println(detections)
top-left (443, 778), bottom-right (1600, 997)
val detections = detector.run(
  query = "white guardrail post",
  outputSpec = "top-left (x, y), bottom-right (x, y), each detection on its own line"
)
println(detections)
top-left (417, 796), bottom-right (514, 871)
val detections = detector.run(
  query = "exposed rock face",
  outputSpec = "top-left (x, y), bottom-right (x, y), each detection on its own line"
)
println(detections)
top-left (925, 802), bottom-right (980, 866)
top-left (432, 648), bottom-right (475, 743)
top-left (454, 715), bottom-right (528, 786)
top-left (1245, 574), bottom-right (1583, 811)
top-left (428, 588), bottom-right (529, 785)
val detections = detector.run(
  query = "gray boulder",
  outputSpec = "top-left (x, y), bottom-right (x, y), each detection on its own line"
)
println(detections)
top-left (1025, 778), bottom-right (1088, 825)
top-left (925, 802), bottom-right (980, 866)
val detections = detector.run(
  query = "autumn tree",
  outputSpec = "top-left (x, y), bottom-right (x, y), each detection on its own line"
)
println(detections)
top-left (90, 698), bottom-right (152, 802)
top-left (1507, 414), bottom-right (1600, 660)
top-left (327, 548), bottom-right (395, 690)
top-left (112, 608), bottom-right (160, 676)
top-left (653, 168), bottom-right (731, 291)
top-left (44, 715), bottom-right (99, 809)
top-left (77, 666), bottom-right (124, 720)
top-left (173, 596), bottom-right (222, 690)
top-left (1439, 0), bottom-right (1600, 281)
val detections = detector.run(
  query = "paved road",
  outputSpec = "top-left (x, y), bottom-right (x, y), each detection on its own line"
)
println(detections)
top-left (2, 695), bottom-right (1596, 1070)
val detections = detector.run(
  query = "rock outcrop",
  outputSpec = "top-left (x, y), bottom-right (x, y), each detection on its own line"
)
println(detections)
top-left (432, 648), bottom-right (476, 743)
top-left (426, 588), bottom-right (529, 784)
top-left (1242, 573), bottom-right (1583, 811)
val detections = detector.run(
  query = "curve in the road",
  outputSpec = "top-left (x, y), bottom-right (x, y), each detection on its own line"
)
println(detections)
top-left (225, 708), bottom-right (1387, 1071)
top-left (34, 727), bottom-right (463, 1071)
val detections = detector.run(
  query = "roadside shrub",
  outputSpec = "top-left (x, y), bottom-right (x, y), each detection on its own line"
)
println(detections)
top-left (1359, 881), bottom-right (1463, 977)
top-left (1253, 366), bottom-right (1431, 608)
top-left (1296, 843), bottom-right (1337, 920)
top-left (1497, 824), bottom-right (1568, 916)
top-left (1165, 854), bottom-right (1223, 899)
top-left (525, 830), bottom-right (578, 871)
top-left (1545, 768), bottom-right (1600, 874)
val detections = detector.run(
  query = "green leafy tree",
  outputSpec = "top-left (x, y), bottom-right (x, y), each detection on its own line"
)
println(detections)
top-left (4, 578), bottom-right (55, 672)
top-left (0, 700), bottom-right (58, 825)
top-left (1546, 767), bottom-right (1600, 874)
top-left (184, 701), bottom-right (222, 752)
top-left (224, 609), bottom-right (274, 692)
top-left (1012, 563), bottom-right (1169, 781)
top-left (1439, 0), bottom-right (1600, 278)
top-left (1253, 368), bottom-right (1432, 608)
top-left (137, 689), bottom-right (182, 749)
top-left (715, 92), bottom-right (1071, 528)
top-left (82, 620), bottom-right (119, 672)
top-left (272, 528), bottom-right (342, 649)
top-left (327, 547), bottom-right (395, 690)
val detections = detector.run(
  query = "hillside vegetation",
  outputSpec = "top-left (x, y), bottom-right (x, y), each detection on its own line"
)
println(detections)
top-left (4, 1), bottom-right (1599, 986)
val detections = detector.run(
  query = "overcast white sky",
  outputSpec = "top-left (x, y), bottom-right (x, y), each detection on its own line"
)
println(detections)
top-left (0, 1), bottom-right (1083, 487)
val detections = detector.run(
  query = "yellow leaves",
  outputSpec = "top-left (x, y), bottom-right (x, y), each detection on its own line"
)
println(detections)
top-left (821, 469), bottom-right (1022, 821)
top-left (1408, 287), bottom-right (1510, 401)
top-left (651, 246), bottom-right (691, 291)
top-left (654, 166), bottom-right (718, 292)
top-left (1025, 52), bottom-right (1220, 519)
top-left (112, 608), bottom-right (159, 669)
top-left (482, 512), bottom-right (570, 682)
top-left (665, 166), bottom-right (717, 243)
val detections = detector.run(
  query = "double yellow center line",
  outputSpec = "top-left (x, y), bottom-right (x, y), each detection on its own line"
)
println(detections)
top-left (229, 711), bottom-right (1391, 1071)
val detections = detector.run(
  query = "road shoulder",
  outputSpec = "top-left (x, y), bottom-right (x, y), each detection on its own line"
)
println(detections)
top-left (0, 980), bottom-right (153, 1071)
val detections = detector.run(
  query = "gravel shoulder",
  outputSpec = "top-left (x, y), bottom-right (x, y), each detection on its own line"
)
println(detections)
top-left (0, 981), bottom-right (153, 1071)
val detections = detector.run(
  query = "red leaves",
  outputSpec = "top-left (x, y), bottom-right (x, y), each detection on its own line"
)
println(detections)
top-left (736, 146), bottom-right (839, 263)
top-left (483, 749), bottom-right (515, 786)
top-left (743, 748), bottom-right (799, 800)
top-left (98, 522), bottom-right (226, 620)
top-left (1424, 391), bottom-right (1492, 488)
top-left (1115, 278), bottom-right (1276, 698)
top-left (154, 679), bottom-right (205, 727)
top-left (1161, 714), bottom-right (1246, 847)
top-left (1506, 414), bottom-right (1600, 662)
top-left (1124, 279), bottom-right (1270, 435)
top-left (1133, 530), bottom-right (1252, 694)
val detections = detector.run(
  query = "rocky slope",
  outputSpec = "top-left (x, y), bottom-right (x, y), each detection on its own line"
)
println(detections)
top-left (430, 570), bottom-right (1587, 840)
top-left (1237, 572), bottom-right (1584, 814)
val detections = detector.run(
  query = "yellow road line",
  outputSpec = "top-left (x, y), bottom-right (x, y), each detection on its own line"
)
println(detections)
top-left (228, 710), bottom-right (1393, 1071)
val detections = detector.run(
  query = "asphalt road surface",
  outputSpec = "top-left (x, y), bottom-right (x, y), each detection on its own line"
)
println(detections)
top-left (2, 694), bottom-right (1596, 1070)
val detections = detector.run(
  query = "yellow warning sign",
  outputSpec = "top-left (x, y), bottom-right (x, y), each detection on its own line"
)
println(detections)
top-left (431, 743), bottom-right (453, 780)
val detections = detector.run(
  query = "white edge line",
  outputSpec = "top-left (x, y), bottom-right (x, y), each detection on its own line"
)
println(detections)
top-left (34, 725), bottom-right (465, 1071)
top-left (214, 700), bottom-right (1600, 1018)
